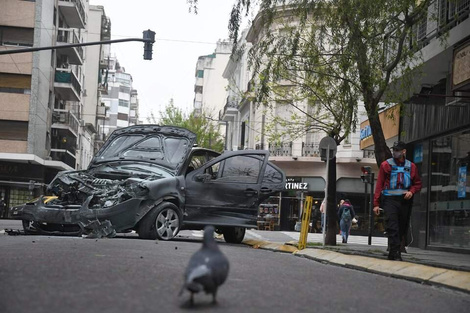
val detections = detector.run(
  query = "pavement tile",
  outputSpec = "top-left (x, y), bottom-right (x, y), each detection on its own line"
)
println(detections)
top-left (394, 264), bottom-right (448, 281)
top-left (429, 270), bottom-right (470, 292)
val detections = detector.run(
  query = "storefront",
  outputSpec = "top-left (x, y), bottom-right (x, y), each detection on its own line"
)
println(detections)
top-left (400, 40), bottom-right (470, 253)
top-left (258, 174), bottom-right (380, 234)
top-left (0, 159), bottom-right (69, 218)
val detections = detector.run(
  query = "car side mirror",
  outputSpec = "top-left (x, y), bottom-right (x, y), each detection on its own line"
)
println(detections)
top-left (195, 173), bottom-right (211, 182)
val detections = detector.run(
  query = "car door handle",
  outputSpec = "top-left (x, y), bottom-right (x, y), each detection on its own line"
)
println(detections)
top-left (245, 188), bottom-right (258, 196)
top-left (260, 187), bottom-right (272, 194)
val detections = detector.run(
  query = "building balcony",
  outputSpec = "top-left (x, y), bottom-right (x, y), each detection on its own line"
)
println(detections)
top-left (58, 0), bottom-right (87, 29)
top-left (96, 105), bottom-right (106, 119)
top-left (269, 142), bottom-right (293, 157)
top-left (219, 97), bottom-right (239, 120)
top-left (52, 109), bottom-right (79, 137)
top-left (50, 148), bottom-right (76, 169)
top-left (54, 68), bottom-right (81, 101)
top-left (56, 28), bottom-right (84, 65)
top-left (101, 15), bottom-right (111, 41)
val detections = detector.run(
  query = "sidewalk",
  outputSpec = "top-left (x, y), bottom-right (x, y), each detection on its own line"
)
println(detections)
top-left (243, 238), bottom-right (470, 294)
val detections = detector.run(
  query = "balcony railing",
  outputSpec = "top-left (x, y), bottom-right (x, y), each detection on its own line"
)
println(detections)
top-left (302, 142), bottom-right (320, 157)
top-left (52, 109), bottom-right (80, 136)
top-left (54, 68), bottom-right (81, 101)
top-left (269, 142), bottom-right (292, 156)
top-left (56, 28), bottom-right (84, 64)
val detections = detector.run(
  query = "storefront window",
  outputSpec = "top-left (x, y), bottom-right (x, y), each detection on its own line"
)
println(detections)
top-left (429, 131), bottom-right (470, 250)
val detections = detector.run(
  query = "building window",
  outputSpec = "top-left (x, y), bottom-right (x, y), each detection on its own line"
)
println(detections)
top-left (196, 70), bottom-right (204, 78)
top-left (118, 99), bottom-right (129, 107)
top-left (429, 130), bottom-right (470, 251)
top-left (9, 188), bottom-right (31, 208)
top-left (117, 113), bottom-right (128, 121)
top-left (194, 85), bottom-right (203, 94)
top-left (0, 26), bottom-right (34, 47)
top-left (0, 73), bottom-right (32, 93)
top-left (119, 85), bottom-right (131, 93)
top-left (0, 121), bottom-right (28, 141)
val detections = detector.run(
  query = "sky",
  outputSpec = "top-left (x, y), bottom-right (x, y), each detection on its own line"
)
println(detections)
top-left (90, 0), bottom-right (241, 122)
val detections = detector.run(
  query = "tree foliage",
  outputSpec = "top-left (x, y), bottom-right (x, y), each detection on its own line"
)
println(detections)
top-left (147, 99), bottom-right (225, 152)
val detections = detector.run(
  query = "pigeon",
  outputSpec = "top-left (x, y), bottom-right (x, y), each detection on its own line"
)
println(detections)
top-left (180, 225), bottom-right (229, 305)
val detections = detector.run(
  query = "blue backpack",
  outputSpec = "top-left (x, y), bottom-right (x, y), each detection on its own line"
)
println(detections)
top-left (342, 208), bottom-right (351, 222)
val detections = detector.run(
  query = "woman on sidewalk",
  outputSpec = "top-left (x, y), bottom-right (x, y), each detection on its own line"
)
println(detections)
top-left (338, 199), bottom-right (355, 243)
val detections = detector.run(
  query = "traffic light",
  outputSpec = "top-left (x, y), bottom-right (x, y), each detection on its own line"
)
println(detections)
top-left (143, 30), bottom-right (155, 60)
top-left (361, 166), bottom-right (372, 183)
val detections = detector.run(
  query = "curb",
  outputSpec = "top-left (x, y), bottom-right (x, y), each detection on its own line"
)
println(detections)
top-left (243, 239), bottom-right (470, 294)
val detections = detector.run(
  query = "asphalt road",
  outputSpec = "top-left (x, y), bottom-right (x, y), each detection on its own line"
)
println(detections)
top-left (0, 220), bottom-right (469, 313)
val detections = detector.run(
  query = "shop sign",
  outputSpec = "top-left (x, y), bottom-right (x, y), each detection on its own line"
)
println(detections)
top-left (458, 166), bottom-right (467, 199)
top-left (360, 125), bottom-right (372, 140)
top-left (0, 161), bottom-right (43, 181)
top-left (285, 177), bottom-right (308, 190)
top-left (414, 143), bottom-right (423, 163)
top-left (452, 42), bottom-right (470, 90)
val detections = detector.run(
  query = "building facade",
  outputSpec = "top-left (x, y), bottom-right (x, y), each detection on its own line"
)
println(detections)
top-left (193, 40), bottom-right (232, 119)
top-left (0, 0), bottom-right (110, 210)
top-left (361, 0), bottom-right (470, 253)
top-left (100, 56), bottom-right (138, 137)
top-left (220, 20), bottom-right (377, 233)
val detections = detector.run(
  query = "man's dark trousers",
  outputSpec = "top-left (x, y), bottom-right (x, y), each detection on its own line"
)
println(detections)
top-left (383, 196), bottom-right (412, 256)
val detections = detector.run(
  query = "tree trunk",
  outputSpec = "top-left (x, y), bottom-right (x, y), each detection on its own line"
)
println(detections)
top-left (365, 102), bottom-right (392, 167)
top-left (325, 156), bottom-right (337, 245)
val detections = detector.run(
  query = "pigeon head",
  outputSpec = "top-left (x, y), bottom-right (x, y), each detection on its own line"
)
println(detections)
top-left (203, 225), bottom-right (217, 248)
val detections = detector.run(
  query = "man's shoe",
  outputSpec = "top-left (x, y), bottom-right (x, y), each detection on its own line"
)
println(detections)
top-left (342, 238), bottom-right (346, 243)
top-left (387, 251), bottom-right (402, 261)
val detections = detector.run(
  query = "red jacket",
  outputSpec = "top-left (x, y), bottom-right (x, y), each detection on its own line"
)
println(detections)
top-left (373, 158), bottom-right (422, 207)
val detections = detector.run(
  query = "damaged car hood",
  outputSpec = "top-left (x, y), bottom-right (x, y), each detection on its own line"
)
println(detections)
top-left (89, 125), bottom-right (197, 175)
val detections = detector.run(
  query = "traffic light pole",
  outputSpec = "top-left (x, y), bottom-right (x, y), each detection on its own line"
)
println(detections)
top-left (368, 172), bottom-right (375, 245)
top-left (0, 31), bottom-right (155, 59)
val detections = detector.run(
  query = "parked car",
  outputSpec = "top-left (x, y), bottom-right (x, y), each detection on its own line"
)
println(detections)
top-left (14, 125), bottom-right (286, 243)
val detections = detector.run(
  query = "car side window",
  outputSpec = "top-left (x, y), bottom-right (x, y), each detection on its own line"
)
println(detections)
top-left (263, 164), bottom-right (283, 183)
top-left (206, 155), bottom-right (262, 183)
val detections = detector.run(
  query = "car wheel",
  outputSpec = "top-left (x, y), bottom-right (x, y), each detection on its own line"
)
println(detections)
top-left (222, 227), bottom-right (246, 244)
top-left (138, 202), bottom-right (181, 240)
top-left (22, 220), bottom-right (34, 234)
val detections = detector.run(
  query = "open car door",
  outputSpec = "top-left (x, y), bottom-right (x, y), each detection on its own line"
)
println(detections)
top-left (183, 150), bottom-right (285, 228)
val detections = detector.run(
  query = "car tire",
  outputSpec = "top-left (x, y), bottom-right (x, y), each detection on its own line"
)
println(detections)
top-left (138, 202), bottom-right (182, 240)
top-left (222, 227), bottom-right (246, 244)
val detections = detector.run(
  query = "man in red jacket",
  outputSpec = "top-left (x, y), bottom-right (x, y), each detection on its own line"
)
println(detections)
top-left (373, 141), bottom-right (422, 261)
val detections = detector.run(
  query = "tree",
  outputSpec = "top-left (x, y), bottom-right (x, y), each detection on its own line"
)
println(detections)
top-left (148, 99), bottom-right (225, 152)
top-left (222, 0), bottom-right (433, 244)
top-left (228, 0), bottom-right (432, 167)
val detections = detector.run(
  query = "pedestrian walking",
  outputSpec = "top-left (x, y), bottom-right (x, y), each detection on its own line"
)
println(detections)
top-left (373, 141), bottom-right (422, 261)
top-left (0, 197), bottom-right (6, 219)
top-left (319, 198), bottom-right (326, 232)
top-left (338, 199), bottom-right (355, 243)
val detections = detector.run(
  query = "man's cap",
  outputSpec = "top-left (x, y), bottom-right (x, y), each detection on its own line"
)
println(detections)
top-left (391, 141), bottom-right (406, 150)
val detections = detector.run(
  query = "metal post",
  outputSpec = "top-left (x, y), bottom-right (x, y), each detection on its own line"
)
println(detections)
top-left (368, 172), bottom-right (375, 245)
top-left (322, 145), bottom-right (330, 246)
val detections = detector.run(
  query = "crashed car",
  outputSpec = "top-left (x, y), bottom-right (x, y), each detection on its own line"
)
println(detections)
top-left (15, 125), bottom-right (285, 243)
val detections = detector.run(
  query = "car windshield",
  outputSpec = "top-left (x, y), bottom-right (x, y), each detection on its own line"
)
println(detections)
top-left (98, 135), bottom-right (191, 166)
top-left (91, 162), bottom-right (173, 178)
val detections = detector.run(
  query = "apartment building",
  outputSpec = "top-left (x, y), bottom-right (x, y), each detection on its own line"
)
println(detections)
top-left (193, 40), bottom-right (232, 119)
top-left (99, 56), bottom-right (138, 137)
top-left (0, 0), bottom-right (110, 209)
